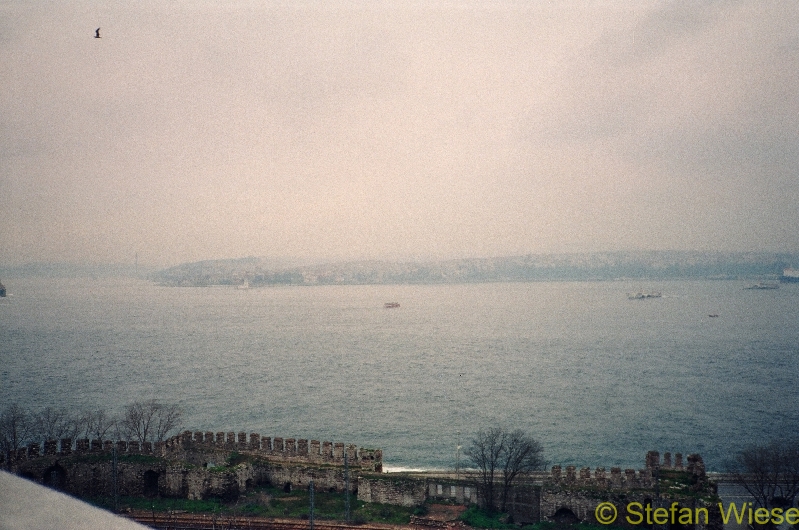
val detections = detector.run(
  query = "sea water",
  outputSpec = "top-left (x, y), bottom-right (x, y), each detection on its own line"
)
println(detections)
top-left (1, 278), bottom-right (797, 471)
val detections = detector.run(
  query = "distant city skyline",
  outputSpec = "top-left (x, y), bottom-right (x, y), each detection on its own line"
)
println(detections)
top-left (2, 1), bottom-right (797, 267)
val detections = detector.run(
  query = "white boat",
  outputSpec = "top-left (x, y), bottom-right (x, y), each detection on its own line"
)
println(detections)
top-left (781, 268), bottom-right (799, 283)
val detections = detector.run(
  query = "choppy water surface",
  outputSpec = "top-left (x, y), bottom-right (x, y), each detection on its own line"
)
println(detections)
top-left (1, 278), bottom-right (797, 471)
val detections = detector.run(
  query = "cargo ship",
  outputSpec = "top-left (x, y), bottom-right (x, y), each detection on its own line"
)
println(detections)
top-left (781, 268), bottom-right (799, 283)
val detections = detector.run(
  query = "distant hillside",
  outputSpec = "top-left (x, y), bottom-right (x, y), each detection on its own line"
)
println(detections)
top-left (151, 251), bottom-right (798, 287)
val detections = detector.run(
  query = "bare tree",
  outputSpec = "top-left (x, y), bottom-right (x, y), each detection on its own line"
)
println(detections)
top-left (467, 427), bottom-right (545, 514)
top-left (120, 401), bottom-right (183, 443)
top-left (0, 403), bottom-right (33, 462)
top-left (466, 427), bottom-right (506, 513)
top-left (31, 407), bottom-right (81, 442)
top-left (80, 409), bottom-right (118, 440)
top-left (729, 439), bottom-right (799, 510)
top-left (499, 429), bottom-right (545, 512)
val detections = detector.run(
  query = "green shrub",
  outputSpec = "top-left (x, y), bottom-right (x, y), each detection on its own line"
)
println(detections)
top-left (459, 506), bottom-right (515, 529)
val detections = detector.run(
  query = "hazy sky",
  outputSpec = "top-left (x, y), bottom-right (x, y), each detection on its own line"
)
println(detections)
top-left (1, 1), bottom-right (797, 267)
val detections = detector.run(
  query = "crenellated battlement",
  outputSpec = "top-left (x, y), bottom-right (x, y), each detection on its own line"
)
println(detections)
top-left (167, 430), bottom-right (382, 472)
top-left (548, 465), bottom-right (654, 489)
top-left (547, 451), bottom-right (706, 490)
top-left (7, 437), bottom-right (165, 464)
top-left (7, 430), bottom-right (382, 473)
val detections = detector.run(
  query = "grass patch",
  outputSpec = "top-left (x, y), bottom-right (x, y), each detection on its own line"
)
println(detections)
top-left (237, 485), bottom-right (413, 523)
top-left (525, 524), bottom-right (627, 530)
top-left (117, 454), bottom-right (165, 465)
top-left (355, 501), bottom-right (416, 525)
top-left (87, 484), bottom-right (415, 524)
top-left (88, 495), bottom-right (225, 514)
top-left (460, 508), bottom-right (629, 530)
top-left (226, 451), bottom-right (250, 466)
top-left (459, 506), bottom-right (515, 529)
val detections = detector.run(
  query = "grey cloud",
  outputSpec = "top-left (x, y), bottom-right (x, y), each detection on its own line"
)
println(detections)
top-left (1, 1), bottom-right (797, 265)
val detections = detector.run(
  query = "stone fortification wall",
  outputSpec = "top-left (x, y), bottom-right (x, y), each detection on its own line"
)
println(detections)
top-left (9, 429), bottom-right (379, 502)
top-left (547, 464), bottom-right (655, 489)
top-left (260, 464), bottom-right (354, 494)
top-left (164, 430), bottom-right (382, 472)
top-left (541, 451), bottom-right (718, 530)
top-left (11, 443), bottom-right (717, 529)
top-left (5, 437), bottom-right (164, 468)
top-left (18, 456), bottom-right (167, 499)
top-left (426, 480), bottom-right (478, 505)
top-left (6, 430), bottom-right (381, 473)
top-left (546, 451), bottom-right (707, 491)
top-left (358, 476), bottom-right (429, 507)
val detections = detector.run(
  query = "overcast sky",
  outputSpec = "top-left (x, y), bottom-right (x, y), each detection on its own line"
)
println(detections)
top-left (1, 1), bottom-right (797, 267)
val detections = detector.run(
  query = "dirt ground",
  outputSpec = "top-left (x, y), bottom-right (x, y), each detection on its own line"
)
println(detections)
top-left (424, 504), bottom-right (468, 521)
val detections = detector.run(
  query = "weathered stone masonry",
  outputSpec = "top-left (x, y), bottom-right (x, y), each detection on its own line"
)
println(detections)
top-left (361, 451), bottom-right (720, 529)
top-left (8, 430), bottom-right (381, 501)
top-left (9, 439), bottom-right (721, 530)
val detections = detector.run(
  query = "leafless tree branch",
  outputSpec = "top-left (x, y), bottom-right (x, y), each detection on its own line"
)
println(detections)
top-left (729, 438), bottom-right (799, 510)
top-left (467, 427), bottom-right (544, 514)
top-left (80, 409), bottom-right (118, 440)
top-left (31, 407), bottom-right (81, 442)
top-left (120, 400), bottom-right (183, 443)
top-left (0, 403), bottom-right (33, 458)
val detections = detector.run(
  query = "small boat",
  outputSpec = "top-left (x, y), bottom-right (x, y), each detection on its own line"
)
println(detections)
top-left (744, 282), bottom-right (778, 290)
top-left (708, 314), bottom-right (719, 318)
top-left (627, 291), bottom-right (661, 300)
top-left (384, 302), bottom-right (400, 308)
top-left (781, 268), bottom-right (799, 283)
top-left (0, 279), bottom-right (5, 297)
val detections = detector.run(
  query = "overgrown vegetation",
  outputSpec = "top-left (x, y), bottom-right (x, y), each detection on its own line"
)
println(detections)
top-left (89, 484), bottom-right (415, 524)
top-left (459, 506), bottom-right (627, 530)
top-left (89, 495), bottom-right (225, 514)
top-left (225, 451), bottom-right (250, 467)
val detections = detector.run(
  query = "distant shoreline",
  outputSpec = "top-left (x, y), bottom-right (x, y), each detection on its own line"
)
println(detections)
top-left (148, 251), bottom-right (797, 287)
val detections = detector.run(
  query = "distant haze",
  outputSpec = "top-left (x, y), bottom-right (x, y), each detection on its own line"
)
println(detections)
top-left (1, 1), bottom-right (797, 267)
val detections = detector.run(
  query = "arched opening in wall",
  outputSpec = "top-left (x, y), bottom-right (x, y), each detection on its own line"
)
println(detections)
top-left (143, 470), bottom-right (159, 497)
top-left (552, 507), bottom-right (579, 525)
top-left (245, 478), bottom-right (254, 490)
top-left (284, 482), bottom-right (292, 493)
top-left (42, 464), bottom-right (67, 490)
